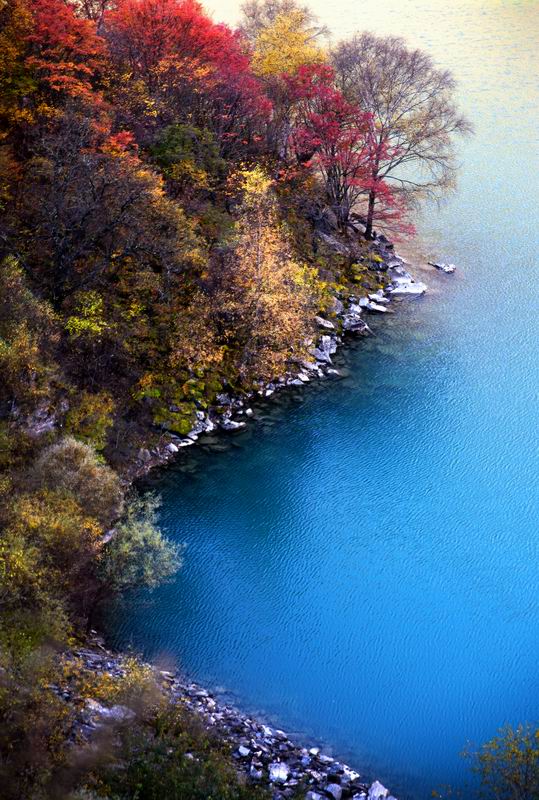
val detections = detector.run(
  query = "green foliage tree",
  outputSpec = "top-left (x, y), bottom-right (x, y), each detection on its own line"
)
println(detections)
top-left (150, 123), bottom-right (226, 199)
top-left (0, 256), bottom-right (59, 411)
top-left (465, 724), bottom-right (539, 800)
top-left (98, 494), bottom-right (181, 598)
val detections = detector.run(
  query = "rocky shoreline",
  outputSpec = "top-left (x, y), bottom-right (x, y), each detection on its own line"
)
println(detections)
top-left (73, 637), bottom-right (397, 800)
top-left (130, 232), bottom-right (427, 483)
top-left (90, 233), bottom-right (431, 800)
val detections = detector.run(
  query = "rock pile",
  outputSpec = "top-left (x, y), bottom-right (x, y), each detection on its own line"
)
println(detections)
top-left (72, 642), bottom-right (397, 800)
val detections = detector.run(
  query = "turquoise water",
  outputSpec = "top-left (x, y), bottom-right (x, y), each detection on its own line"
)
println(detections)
top-left (109, 2), bottom-right (539, 797)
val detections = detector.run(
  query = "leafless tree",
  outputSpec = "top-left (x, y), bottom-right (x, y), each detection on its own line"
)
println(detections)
top-left (331, 33), bottom-right (472, 238)
top-left (240, 0), bottom-right (328, 44)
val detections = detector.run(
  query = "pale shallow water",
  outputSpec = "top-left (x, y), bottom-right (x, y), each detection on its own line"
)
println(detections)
top-left (109, 2), bottom-right (539, 797)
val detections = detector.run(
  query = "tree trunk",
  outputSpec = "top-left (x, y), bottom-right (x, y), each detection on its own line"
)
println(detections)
top-left (365, 189), bottom-right (376, 240)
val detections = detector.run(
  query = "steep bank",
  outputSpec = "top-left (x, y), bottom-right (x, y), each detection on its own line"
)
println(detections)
top-left (126, 231), bottom-right (427, 484)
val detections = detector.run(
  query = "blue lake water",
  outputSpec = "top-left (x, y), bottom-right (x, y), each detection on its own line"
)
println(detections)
top-left (108, 1), bottom-right (539, 796)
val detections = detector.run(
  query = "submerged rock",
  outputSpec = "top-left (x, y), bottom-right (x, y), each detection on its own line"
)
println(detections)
top-left (429, 261), bottom-right (456, 274)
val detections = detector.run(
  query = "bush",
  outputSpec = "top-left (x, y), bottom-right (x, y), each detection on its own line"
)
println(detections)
top-left (30, 437), bottom-right (123, 527)
top-left (465, 724), bottom-right (539, 800)
top-left (91, 704), bottom-right (269, 800)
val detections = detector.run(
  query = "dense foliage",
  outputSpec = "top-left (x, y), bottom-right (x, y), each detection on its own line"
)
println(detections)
top-left (0, 0), bottom-right (471, 795)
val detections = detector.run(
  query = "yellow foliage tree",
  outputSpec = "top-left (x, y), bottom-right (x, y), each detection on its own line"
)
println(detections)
top-left (220, 166), bottom-right (318, 381)
top-left (251, 9), bottom-right (326, 77)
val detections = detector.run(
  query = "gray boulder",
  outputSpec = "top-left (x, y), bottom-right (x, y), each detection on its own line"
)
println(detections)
top-left (326, 784), bottom-right (343, 800)
top-left (315, 316), bottom-right (335, 330)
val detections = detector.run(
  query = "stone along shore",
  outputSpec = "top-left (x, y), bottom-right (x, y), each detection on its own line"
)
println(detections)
top-left (74, 639), bottom-right (398, 800)
top-left (131, 232), bottom-right (428, 482)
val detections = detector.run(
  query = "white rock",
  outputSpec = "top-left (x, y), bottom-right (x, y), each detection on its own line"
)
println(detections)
top-left (108, 704), bottom-right (136, 723)
top-left (311, 347), bottom-right (332, 364)
top-left (365, 301), bottom-right (388, 313)
top-left (237, 745), bottom-right (250, 757)
top-left (245, 408), bottom-right (254, 417)
top-left (391, 281), bottom-right (427, 295)
top-left (368, 292), bottom-right (390, 305)
top-left (321, 335), bottom-right (338, 355)
top-left (165, 442), bottom-right (179, 454)
top-left (315, 316), bottom-right (335, 330)
top-left (342, 767), bottom-right (361, 782)
top-left (368, 781), bottom-right (389, 800)
top-left (302, 360), bottom-right (319, 372)
top-left (269, 762), bottom-right (289, 783)
top-left (429, 261), bottom-right (456, 274)
top-left (220, 419), bottom-right (246, 431)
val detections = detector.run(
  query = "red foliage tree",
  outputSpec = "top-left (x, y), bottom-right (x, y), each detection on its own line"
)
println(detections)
top-left (25, 0), bottom-right (107, 106)
top-left (104, 0), bottom-right (270, 155)
top-left (287, 64), bottom-right (412, 237)
top-left (286, 64), bottom-right (371, 229)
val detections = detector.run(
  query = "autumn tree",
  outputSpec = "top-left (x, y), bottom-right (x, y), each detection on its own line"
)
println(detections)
top-left (0, 0), bottom-right (35, 136)
top-left (213, 167), bottom-right (318, 381)
top-left (0, 256), bottom-right (58, 412)
top-left (10, 110), bottom-right (202, 306)
top-left (332, 33), bottom-right (472, 238)
top-left (287, 63), bottom-right (372, 229)
top-left (24, 0), bottom-right (107, 112)
top-left (240, 0), bottom-right (327, 44)
top-left (250, 8), bottom-right (326, 78)
top-left (104, 0), bottom-right (269, 156)
top-left (465, 724), bottom-right (539, 800)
